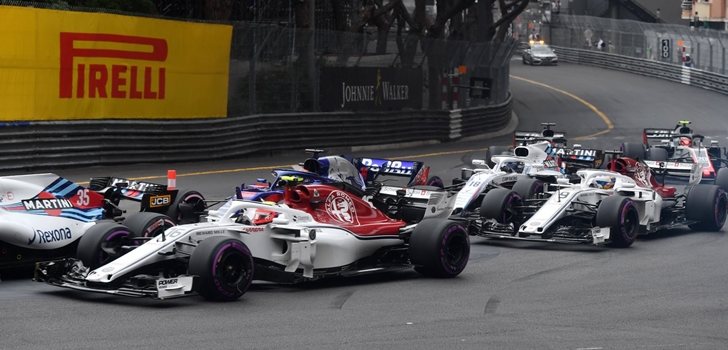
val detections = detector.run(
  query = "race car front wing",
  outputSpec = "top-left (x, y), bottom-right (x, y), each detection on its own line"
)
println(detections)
top-left (34, 259), bottom-right (196, 300)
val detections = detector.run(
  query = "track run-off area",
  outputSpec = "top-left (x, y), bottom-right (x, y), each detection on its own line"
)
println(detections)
top-left (3, 63), bottom-right (728, 349)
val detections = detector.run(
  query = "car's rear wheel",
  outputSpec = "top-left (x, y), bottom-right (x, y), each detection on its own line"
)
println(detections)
top-left (596, 196), bottom-right (639, 248)
top-left (122, 212), bottom-right (175, 238)
top-left (409, 219), bottom-right (469, 278)
top-left (687, 184), bottom-right (727, 231)
top-left (425, 176), bottom-right (444, 189)
top-left (646, 147), bottom-right (668, 161)
top-left (189, 237), bottom-right (254, 301)
top-left (165, 189), bottom-right (205, 224)
top-left (77, 222), bottom-right (136, 269)
top-left (715, 168), bottom-right (728, 192)
top-left (621, 142), bottom-right (645, 161)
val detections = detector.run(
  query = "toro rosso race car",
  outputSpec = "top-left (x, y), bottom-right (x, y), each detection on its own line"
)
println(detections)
top-left (477, 154), bottom-right (728, 247)
top-left (236, 150), bottom-right (444, 223)
top-left (623, 121), bottom-right (726, 180)
top-left (0, 173), bottom-right (204, 271)
top-left (35, 181), bottom-right (470, 301)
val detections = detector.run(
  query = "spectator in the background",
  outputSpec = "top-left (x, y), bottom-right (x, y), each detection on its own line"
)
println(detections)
top-left (683, 54), bottom-right (693, 67)
top-left (608, 40), bottom-right (615, 53)
top-left (596, 38), bottom-right (605, 51)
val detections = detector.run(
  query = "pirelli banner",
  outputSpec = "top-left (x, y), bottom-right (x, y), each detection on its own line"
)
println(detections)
top-left (0, 6), bottom-right (232, 120)
top-left (320, 67), bottom-right (423, 111)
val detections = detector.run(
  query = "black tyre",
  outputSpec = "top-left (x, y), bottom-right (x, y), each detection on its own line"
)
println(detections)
top-left (425, 176), bottom-right (444, 189)
top-left (480, 188), bottom-right (522, 224)
top-left (409, 219), bottom-right (469, 278)
top-left (621, 142), bottom-right (645, 161)
top-left (715, 168), bottom-right (728, 192)
top-left (77, 222), bottom-right (136, 269)
top-left (511, 178), bottom-right (544, 199)
top-left (687, 184), bottom-right (728, 231)
top-left (645, 147), bottom-right (668, 161)
top-left (122, 212), bottom-right (175, 238)
top-left (596, 196), bottom-right (639, 248)
top-left (189, 237), bottom-right (254, 301)
top-left (165, 189), bottom-right (205, 224)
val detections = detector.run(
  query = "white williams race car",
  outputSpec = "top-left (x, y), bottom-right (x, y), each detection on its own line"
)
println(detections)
top-left (35, 182), bottom-right (470, 301)
top-left (0, 173), bottom-right (204, 271)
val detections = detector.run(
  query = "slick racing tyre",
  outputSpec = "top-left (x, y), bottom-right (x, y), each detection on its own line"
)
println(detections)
top-left (480, 188), bottom-right (522, 225)
top-left (425, 176), bottom-right (444, 189)
top-left (189, 237), bottom-right (254, 301)
top-left (596, 196), bottom-right (639, 248)
top-left (409, 219), bottom-right (469, 278)
top-left (687, 184), bottom-right (728, 231)
top-left (77, 222), bottom-right (136, 269)
top-left (646, 147), bottom-right (668, 161)
top-left (123, 212), bottom-right (175, 238)
top-left (715, 168), bottom-right (728, 192)
top-left (621, 143), bottom-right (645, 161)
top-left (512, 178), bottom-right (544, 200)
top-left (165, 189), bottom-right (205, 224)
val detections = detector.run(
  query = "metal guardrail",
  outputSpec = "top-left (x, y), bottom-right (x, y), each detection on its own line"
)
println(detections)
top-left (2, 95), bottom-right (512, 171)
top-left (553, 46), bottom-right (728, 95)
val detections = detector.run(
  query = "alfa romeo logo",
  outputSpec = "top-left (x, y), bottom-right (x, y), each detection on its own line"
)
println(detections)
top-left (325, 190), bottom-right (358, 224)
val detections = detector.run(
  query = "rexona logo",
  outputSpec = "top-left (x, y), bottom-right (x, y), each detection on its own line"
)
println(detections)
top-left (28, 227), bottom-right (72, 245)
top-left (60, 33), bottom-right (168, 99)
top-left (22, 198), bottom-right (73, 210)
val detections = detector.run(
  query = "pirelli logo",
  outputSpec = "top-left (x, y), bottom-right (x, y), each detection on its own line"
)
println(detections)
top-left (59, 32), bottom-right (167, 100)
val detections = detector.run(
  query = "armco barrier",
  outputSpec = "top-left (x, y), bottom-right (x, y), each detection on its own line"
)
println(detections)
top-left (553, 46), bottom-right (728, 96)
top-left (1, 95), bottom-right (511, 171)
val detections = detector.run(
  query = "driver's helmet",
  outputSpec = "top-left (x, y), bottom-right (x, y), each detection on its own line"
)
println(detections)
top-left (500, 160), bottom-right (525, 173)
top-left (589, 175), bottom-right (616, 190)
top-left (679, 136), bottom-right (692, 146)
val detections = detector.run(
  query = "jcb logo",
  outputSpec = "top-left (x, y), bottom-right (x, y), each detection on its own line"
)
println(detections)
top-left (149, 195), bottom-right (171, 208)
top-left (60, 33), bottom-right (167, 100)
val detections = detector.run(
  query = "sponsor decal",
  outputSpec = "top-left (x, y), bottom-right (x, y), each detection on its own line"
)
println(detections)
top-left (242, 227), bottom-right (265, 233)
top-left (325, 190), bottom-right (359, 224)
top-left (360, 158), bottom-right (415, 176)
top-left (22, 198), bottom-right (73, 210)
top-left (28, 227), bottom-right (72, 245)
top-left (157, 278), bottom-right (178, 288)
top-left (149, 194), bottom-right (171, 208)
top-left (320, 67), bottom-right (422, 111)
top-left (60, 33), bottom-right (167, 100)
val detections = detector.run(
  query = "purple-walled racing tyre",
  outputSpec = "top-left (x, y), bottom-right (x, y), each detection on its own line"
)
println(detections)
top-left (189, 236), bottom-right (254, 301)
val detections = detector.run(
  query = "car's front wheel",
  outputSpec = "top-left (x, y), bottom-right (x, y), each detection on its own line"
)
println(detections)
top-left (77, 222), bottom-right (136, 269)
top-left (189, 237), bottom-right (254, 301)
top-left (596, 196), bottom-right (639, 248)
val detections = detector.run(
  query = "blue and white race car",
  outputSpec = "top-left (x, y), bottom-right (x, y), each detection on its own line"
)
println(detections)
top-left (0, 173), bottom-right (204, 271)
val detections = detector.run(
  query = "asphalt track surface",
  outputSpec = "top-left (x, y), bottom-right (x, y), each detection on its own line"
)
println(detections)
top-left (3, 63), bottom-right (728, 349)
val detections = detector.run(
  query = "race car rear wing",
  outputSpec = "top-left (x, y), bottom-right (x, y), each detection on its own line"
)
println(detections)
top-left (89, 176), bottom-right (167, 201)
top-left (353, 157), bottom-right (425, 185)
top-left (555, 148), bottom-right (604, 173)
top-left (642, 128), bottom-right (675, 145)
top-left (513, 130), bottom-right (567, 146)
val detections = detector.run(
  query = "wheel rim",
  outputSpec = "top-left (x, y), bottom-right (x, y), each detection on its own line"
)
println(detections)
top-left (441, 226), bottom-right (468, 273)
top-left (212, 243), bottom-right (251, 294)
top-left (621, 204), bottom-right (638, 239)
top-left (714, 194), bottom-right (727, 227)
top-left (99, 230), bottom-right (130, 266)
top-left (499, 194), bottom-right (520, 224)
